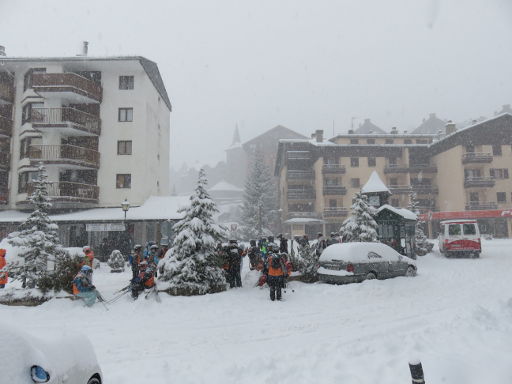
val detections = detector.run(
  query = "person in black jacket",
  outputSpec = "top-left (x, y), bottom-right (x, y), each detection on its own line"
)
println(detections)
top-left (278, 234), bottom-right (289, 254)
top-left (226, 240), bottom-right (243, 288)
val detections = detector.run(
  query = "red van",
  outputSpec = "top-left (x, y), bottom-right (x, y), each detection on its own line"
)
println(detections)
top-left (438, 219), bottom-right (481, 258)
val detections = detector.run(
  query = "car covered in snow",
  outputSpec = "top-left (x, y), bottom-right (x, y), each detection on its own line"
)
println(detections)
top-left (317, 242), bottom-right (417, 284)
top-left (1, 324), bottom-right (102, 384)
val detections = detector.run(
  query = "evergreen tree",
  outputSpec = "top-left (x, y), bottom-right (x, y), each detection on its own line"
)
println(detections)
top-left (108, 250), bottom-right (126, 272)
top-left (240, 151), bottom-right (277, 239)
top-left (408, 190), bottom-right (430, 255)
top-left (158, 169), bottom-right (227, 295)
top-left (298, 243), bottom-right (319, 282)
top-left (8, 163), bottom-right (66, 289)
top-left (339, 192), bottom-right (378, 242)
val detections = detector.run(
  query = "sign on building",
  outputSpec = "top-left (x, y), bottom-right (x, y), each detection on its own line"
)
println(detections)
top-left (86, 223), bottom-right (126, 232)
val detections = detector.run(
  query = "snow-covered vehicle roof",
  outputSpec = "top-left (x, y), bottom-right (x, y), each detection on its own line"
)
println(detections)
top-left (1, 323), bottom-right (102, 384)
top-left (319, 242), bottom-right (416, 265)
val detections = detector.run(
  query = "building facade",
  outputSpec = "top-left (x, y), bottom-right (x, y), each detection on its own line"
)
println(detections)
top-left (0, 55), bottom-right (171, 211)
top-left (275, 114), bottom-right (512, 238)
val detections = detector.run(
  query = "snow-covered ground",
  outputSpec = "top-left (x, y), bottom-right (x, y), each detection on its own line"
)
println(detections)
top-left (2, 240), bottom-right (512, 383)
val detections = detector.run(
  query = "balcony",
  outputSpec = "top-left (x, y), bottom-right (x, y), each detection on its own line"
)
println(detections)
top-left (323, 186), bottom-right (347, 195)
top-left (27, 181), bottom-right (99, 202)
top-left (0, 185), bottom-right (7, 204)
top-left (465, 202), bottom-right (498, 211)
top-left (464, 176), bottom-right (496, 188)
top-left (322, 164), bottom-right (346, 174)
top-left (388, 185), bottom-right (411, 194)
top-left (0, 82), bottom-right (14, 104)
top-left (287, 170), bottom-right (314, 180)
top-left (384, 164), bottom-right (437, 173)
top-left (29, 145), bottom-right (100, 169)
top-left (323, 208), bottom-right (349, 218)
top-left (462, 152), bottom-right (493, 164)
top-left (0, 152), bottom-right (10, 171)
top-left (32, 73), bottom-right (102, 103)
top-left (287, 151), bottom-right (312, 160)
top-left (411, 184), bottom-right (439, 194)
top-left (287, 211), bottom-right (319, 219)
top-left (287, 189), bottom-right (316, 200)
top-left (0, 116), bottom-right (12, 137)
top-left (30, 108), bottom-right (101, 136)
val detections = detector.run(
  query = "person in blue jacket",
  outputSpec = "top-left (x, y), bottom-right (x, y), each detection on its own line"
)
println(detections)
top-left (72, 265), bottom-right (98, 307)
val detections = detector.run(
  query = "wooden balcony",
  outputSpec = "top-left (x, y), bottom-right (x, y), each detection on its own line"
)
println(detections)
top-left (32, 73), bottom-right (102, 103)
top-left (323, 208), bottom-right (349, 218)
top-left (0, 115), bottom-right (12, 137)
top-left (323, 186), bottom-right (347, 195)
top-left (464, 177), bottom-right (496, 188)
top-left (0, 82), bottom-right (14, 104)
top-left (465, 202), bottom-right (498, 211)
top-left (27, 181), bottom-right (99, 202)
top-left (322, 164), bottom-right (346, 174)
top-left (29, 144), bottom-right (100, 169)
top-left (384, 164), bottom-right (437, 174)
top-left (30, 107), bottom-right (101, 136)
top-left (287, 170), bottom-right (314, 180)
top-left (462, 152), bottom-right (493, 164)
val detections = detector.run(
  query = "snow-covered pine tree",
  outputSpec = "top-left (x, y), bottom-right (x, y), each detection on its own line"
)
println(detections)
top-left (298, 243), bottom-right (319, 282)
top-left (8, 163), bottom-right (66, 289)
top-left (339, 192), bottom-right (378, 242)
top-left (408, 189), bottom-right (430, 256)
top-left (240, 150), bottom-right (277, 239)
top-left (158, 169), bottom-right (227, 295)
top-left (108, 250), bottom-right (126, 272)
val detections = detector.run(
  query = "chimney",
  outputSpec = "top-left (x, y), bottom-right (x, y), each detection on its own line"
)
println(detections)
top-left (391, 126), bottom-right (398, 134)
top-left (445, 120), bottom-right (456, 135)
top-left (82, 41), bottom-right (89, 56)
top-left (315, 129), bottom-right (324, 143)
top-left (0, 45), bottom-right (5, 57)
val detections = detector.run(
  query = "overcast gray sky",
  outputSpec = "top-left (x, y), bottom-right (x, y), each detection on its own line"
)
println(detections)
top-left (1, 0), bottom-right (511, 168)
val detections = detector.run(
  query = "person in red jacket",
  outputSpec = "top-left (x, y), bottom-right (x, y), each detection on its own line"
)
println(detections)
top-left (83, 246), bottom-right (95, 268)
top-left (0, 248), bottom-right (8, 288)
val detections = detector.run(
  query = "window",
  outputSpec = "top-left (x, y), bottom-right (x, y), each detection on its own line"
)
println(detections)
top-left (116, 174), bottom-right (131, 189)
top-left (118, 108), bottom-right (133, 122)
top-left (490, 169), bottom-right (509, 179)
top-left (351, 178), bottom-right (360, 188)
top-left (119, 76), bottom-right (134, 90)
top-left (390, 198), bottom-right (399, 207)
top-left (366, 139), bottom-right (375, 144)
top-left (368, 157), bottom-right (376, 167)
top-left (469, 192), bottom-right (479, 203)
top-left (492, 144), bottom-right (502, 156)
top-left (117, 140), bottom-right (132, 155)
top-left (329, 199), bottom-right (337, 208)
top-left (385, 139), bottom-right (394, 144)
top-left (497, 192), bottom-right (506, 203)
top-left (18, 171), bottom-right (37, 193)
top-left (448, 224), bottom-right (461, 236)
top-left (23, 68), bottom-right (46, 91)
top-left (19, 137), bottom-right (42, 159)
top-left (350, 139), bottom-right (359, 144)
top-left (22, 102), bottom-right (44, 124)
top-left (389, 157), bottom-right (397, 166)
top-left (390, 178), bottom-right (398, 186)
top-left (416, 139), bottom-right (428, 144)
top-left (325, 177), bottom-right (339, 186)
top-left (463, 224), bottom-right (476, 235)
top-left (404, 139), bottom-right (412, 144)
top-left (350, 157), bottom-right (359, 167)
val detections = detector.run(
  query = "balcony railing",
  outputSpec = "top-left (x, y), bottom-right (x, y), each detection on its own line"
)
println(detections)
top-left (384, 164), bottom-right (437, 173)
top-left (465, 202), bottom-right (498, 211)
top-left (0, 82), bottom-right (14, 103)
top-left (322, 164), bottom-right (346, 174)
top-left (411, 184), bottom-right (438, 194)
top-left (464, 176), bottom-right (496, 188)
top-left (287, 151), bottom-right (312, 160)
top-left (323, 208), bottom-right (349, 218)
top-left (287, 170), bottom-right (314, 180)
top-left (287, 189), bottom-right (316, 200)
top-left (27, 181), bottom-right (99, 201)
top-left (32, 73), bottom-right (102, 103)
top-left (30, 108), bottom-right (101, 135)
top-left (462, 152), bottom-right (493, 164)
top-left (287, 211), bottom-right (318, 219)
top-left (323, 186), bottom-right (347, 195)
top-left (0, 115), bottom-right (12, 137)
top-left (29, 144), bottom-right (100, 168)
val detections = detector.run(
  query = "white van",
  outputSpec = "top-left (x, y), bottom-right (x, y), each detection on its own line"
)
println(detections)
top-left (438, 219), bottom-right (481, 258)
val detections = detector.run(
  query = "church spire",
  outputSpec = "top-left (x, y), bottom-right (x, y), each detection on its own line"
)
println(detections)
top-left (231, 124), bottom-right (241, 146)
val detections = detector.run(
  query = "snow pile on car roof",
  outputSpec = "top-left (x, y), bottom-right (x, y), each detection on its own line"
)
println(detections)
top-left (319, 242), bottom-right (412, 264)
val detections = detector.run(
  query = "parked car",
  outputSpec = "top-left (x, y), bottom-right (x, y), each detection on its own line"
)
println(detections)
top-left (317, 242), bottom-right (417, 284)
top-left (3, 324), bottom-right (102, 384)
top-left (438, 219), bottom-right (481, 258)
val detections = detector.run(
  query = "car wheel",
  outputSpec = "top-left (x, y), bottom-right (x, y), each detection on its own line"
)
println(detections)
top-left (365, 272), bottom-right (377, 281)
top-left (405, 266), bottom-right (416, 277)
top-left (87, 375), bottom-right (101, 384)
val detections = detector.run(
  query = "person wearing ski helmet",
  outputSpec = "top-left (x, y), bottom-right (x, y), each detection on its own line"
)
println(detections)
top-left (131, 261), bottom-right (156, 299)
top-left (247, 240), bottom-right (261, 270)
top-left (130, 244), bottom-right (143, 279)
top-left (264, 247), bottom-right (288, 301)
top-left (72, 265), bottom-right (98, 307)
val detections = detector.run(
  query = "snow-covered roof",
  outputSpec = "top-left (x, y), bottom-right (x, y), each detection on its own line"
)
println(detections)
top-left (319, 242), bottom-right (415, 264)
top-left (377, 204), bottom-right (417, 221)
top-left (361, 171), bottom-right (391, 194)
top-left (209, 181), bottom-right (244, 192)
top-left (0, 195), bottom-right (190, 223)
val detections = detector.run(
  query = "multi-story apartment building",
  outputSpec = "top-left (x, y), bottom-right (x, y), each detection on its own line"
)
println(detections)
top-left (0, 53), bottom-right (171, 211)
top-left (275, 113), bottom-right (512, 238)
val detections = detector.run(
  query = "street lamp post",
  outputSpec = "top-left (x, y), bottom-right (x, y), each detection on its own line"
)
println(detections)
top-left (121, 198), bottom-right (130, 221)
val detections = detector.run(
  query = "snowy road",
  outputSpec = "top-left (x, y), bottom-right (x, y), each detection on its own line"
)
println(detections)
top-left (2, 240), bottom-right (512, 383)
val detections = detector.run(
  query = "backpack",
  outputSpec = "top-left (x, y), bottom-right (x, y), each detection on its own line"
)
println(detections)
top-left (271, 254), bottom-right (281, 269)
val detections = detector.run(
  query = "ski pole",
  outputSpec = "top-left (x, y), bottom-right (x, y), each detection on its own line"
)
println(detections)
top-left (95, 289), bottom-right (110, 311)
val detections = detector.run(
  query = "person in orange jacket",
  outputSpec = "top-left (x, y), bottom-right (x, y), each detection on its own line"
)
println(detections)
top-left (83, 246), bottom-right (95, 268)
top-left (131, 261), bottom-right (155, 299)
top-left (264, 247), bottom-right (288, 301)
top-left (0, 248), bottom-right (8, 288)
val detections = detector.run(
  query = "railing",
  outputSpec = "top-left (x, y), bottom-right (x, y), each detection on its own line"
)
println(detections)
top-left (465, 202), bottom-right (498, 211)
top-left (287, 189), bottom-right (316, 200)
top-left (323, 186), bottom-right (347, 195)
top-left (29, 144), bottom-right (100, 168)
top-left (27, 181), bottom-right (99, 201)
top-left (323, 208), bottom-right (349, 217)
top-left (287, 151), bottom-right (312, 160)
top-left (30, 107), bottom-right (101, 135)
top-left (411, 184), bottom-right (438, 194)
top-left (287, 170), bottom-right (314, 179)
top-left (287, 211), bottom-right (318, 219)
top-left (322, 164), bottom-right (346, 173)
top-left (464, 176), bottom-right (495, 188)
top-left (462, 152), bottom-right (493, 163)
top-left (32, 73), bottom-right (102, 102)
top-left (385, 164), bottom-right (438, 173)
top-left (0, 115), bottom-right (12, 136)
top-left (0, 82), bottom-right (14, 103)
